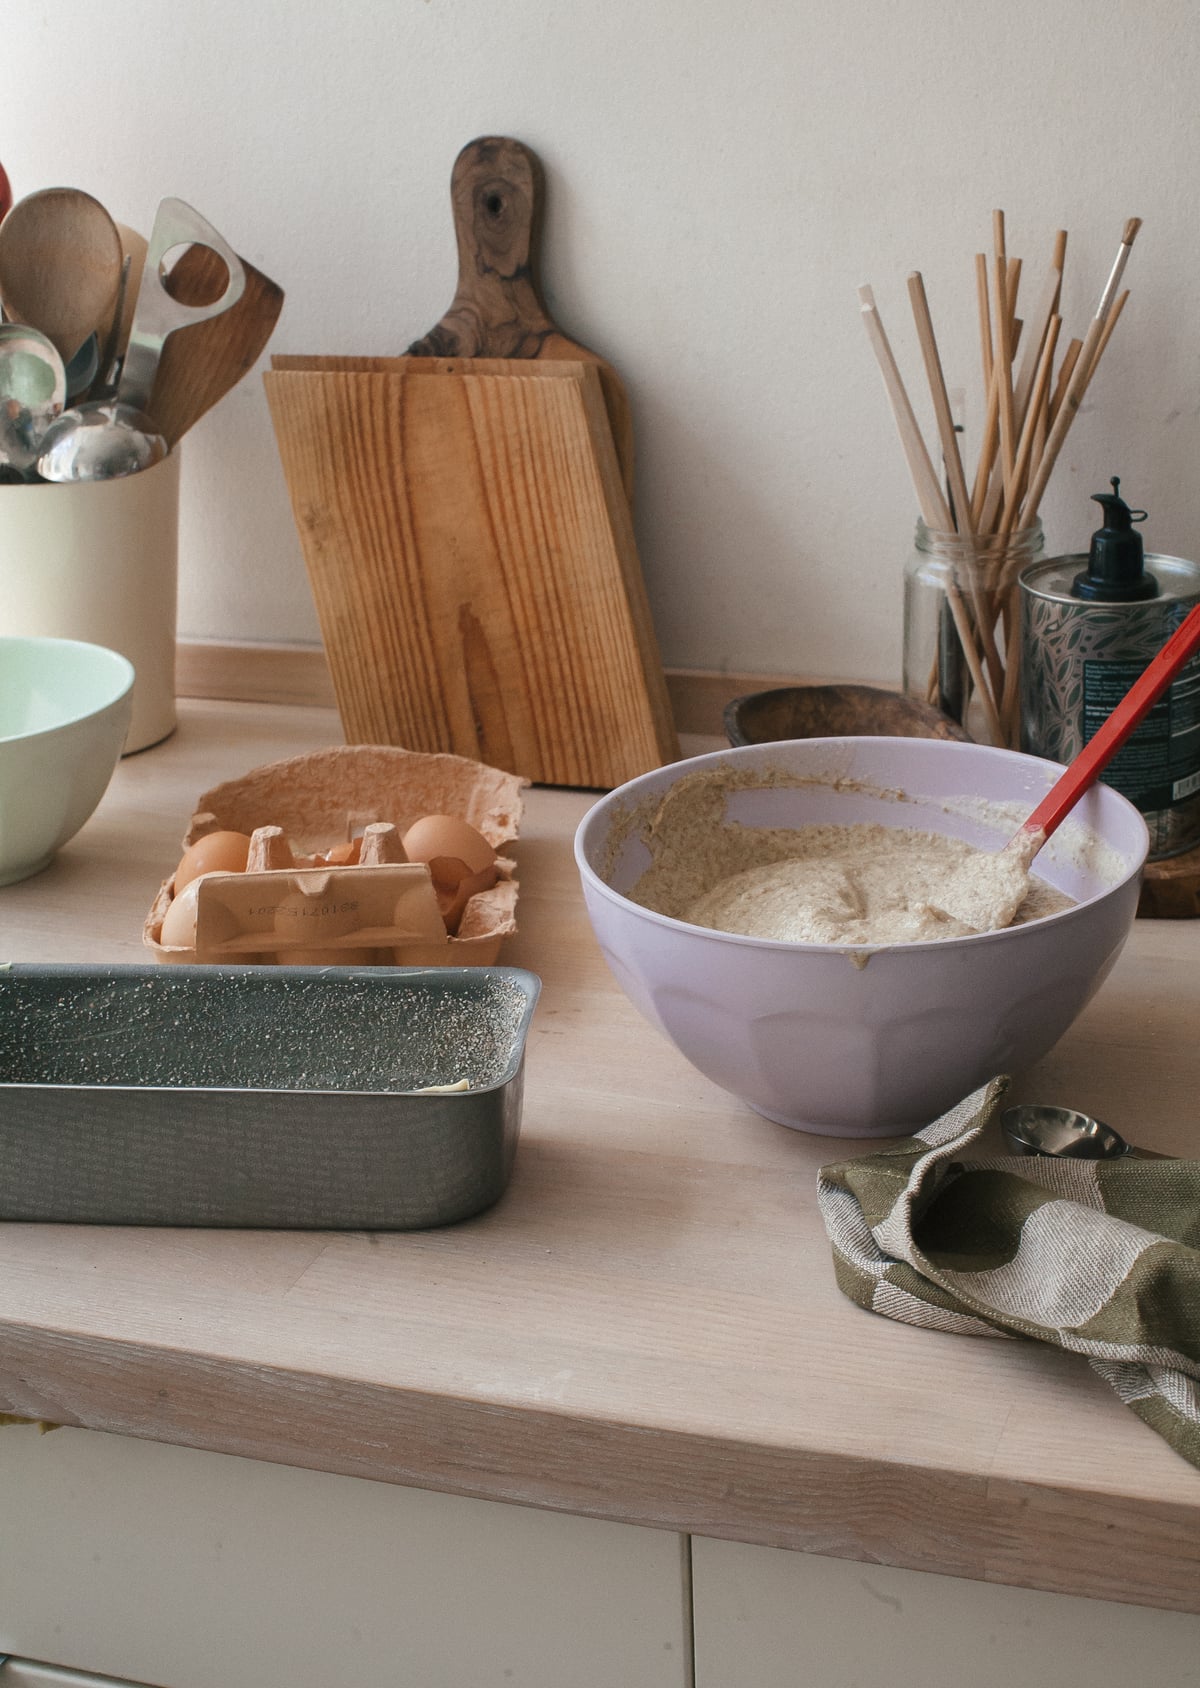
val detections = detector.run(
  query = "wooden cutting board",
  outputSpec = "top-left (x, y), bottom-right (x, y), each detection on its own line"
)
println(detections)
top-left (406, 136), bottom-right (635, 503)
top-left (265, 357), bottom-right (677, 789)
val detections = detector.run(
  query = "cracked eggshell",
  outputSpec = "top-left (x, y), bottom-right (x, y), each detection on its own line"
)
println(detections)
top-left (143, 745), bottom-right (526, 966)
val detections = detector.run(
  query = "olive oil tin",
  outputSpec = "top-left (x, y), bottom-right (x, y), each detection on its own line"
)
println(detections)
top-left (1020, 552), bottom-right (1200, 859)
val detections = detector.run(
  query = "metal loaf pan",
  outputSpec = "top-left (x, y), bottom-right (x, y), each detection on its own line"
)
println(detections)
top-left (0, 963), bottom-right (540, 1229)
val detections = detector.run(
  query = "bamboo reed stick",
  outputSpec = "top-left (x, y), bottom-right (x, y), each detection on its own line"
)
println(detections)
top-left (860, 213), bottom-right (1140, 748)
top-left (999, 601), bottom-right (1023, 744)
top-left (1002, 317), bottom-right (1061, 544)
top-left (979, 316), bottom-right (1032, 534)
top-left (992, 256), bottom-right (1018, 502)
top-left (1006, 258), bottom-right (1023, 328)
top-left (1086, 287), bottom-right (1130, 384)
top-left (1020, 224), bottom-right (1139, 525)
top-left (945, 578), bottom-right (1004, 745)
top-left (907, 272), bottom-right (975, 533)
top-left (1032, 380), bottom-right (1048, 469)
top-left (1048, 337), bottom-right (1083, 427)
top-left (1050, 229), bottom-right (1068, 308)
top-left (1011, 237), bottom-right (1065, 431)
top-left (907, 272), bottom-right (1007, 703)
top-left (971, 347), bottom-right (1003, 525)
top-left (858, 286), bottom-right (953, 530)
top-left (975, 253), bottom-right (993, 388)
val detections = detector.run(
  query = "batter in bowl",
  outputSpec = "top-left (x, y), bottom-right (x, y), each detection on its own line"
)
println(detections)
top-left (625, 769), bottom-right (1072, 945)
top-left (680, 822), bottom-right (1068, 944)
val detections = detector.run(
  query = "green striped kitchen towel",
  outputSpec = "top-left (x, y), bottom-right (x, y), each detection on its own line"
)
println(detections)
top-left (817, 1076), bottom-right (1200, 1468)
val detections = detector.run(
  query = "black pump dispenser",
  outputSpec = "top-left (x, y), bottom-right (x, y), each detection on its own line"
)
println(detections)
top-left (1072, 477), bottom-right (1157, 601)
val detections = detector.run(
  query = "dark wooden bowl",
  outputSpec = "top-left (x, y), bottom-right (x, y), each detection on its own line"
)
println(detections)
top-left (724, 684), bottom-right (971, 747)
top-left (1139, 841), bottom-right (1200, 919)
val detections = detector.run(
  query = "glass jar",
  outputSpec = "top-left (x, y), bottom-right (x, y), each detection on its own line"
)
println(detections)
top-left (902, 519), bottom-right (1043, 745)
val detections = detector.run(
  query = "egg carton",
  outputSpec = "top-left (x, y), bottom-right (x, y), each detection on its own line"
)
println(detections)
top-left (144, 744), bottom-right (525, 967)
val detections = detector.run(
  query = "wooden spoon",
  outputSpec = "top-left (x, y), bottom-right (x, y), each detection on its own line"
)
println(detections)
top-left (0, 187), bottom-right (122, 361)
top-left (149, 242), bottom-right (284, 445)
top-left (406, 136), bottom-right (634, 500)
top-left (936, 603), bottom-right (1200, 931)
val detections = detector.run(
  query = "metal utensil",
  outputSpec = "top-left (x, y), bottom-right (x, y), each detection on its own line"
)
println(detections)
top-left (91, 253), bottom-right (131, 399)
top-left (0, 186), bottom-right (123, 361)
top-left (36, 400), bottom-right (166, 481)
top-left (1001, 1104), bottom-right (1167, 1160)
top-left (150, 243), bottom-right (283, 444)
top-left (34, 200), bottom-right (245, 482)
top-left (112, 222), bottom-right (149, 362)
top-left (0, 322), bottom-right (67, 477)
top-left (64, 330), bottom-right (99, 402)
top-left (88, 226), bottom-right (146, 399)
top-left (117, 197), bottom-right (245, 412)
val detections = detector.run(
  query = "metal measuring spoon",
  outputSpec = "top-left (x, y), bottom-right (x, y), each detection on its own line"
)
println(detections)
top-left (1001, 1104), bottom-right (1167, 1160)
top-left (0, 322), bottom-right (67, 477)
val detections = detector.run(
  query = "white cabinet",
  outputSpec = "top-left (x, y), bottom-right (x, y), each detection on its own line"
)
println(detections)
top-left (0, 1427), bottom-right (690, 1688)
top-left (9, 1425), bottom-right (1200, 1688)
top-left (691, 1535), bottom-right (1200, 1688)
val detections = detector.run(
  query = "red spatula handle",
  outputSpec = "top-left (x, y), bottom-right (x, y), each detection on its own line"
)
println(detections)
top-left (1021, 602), bottom-right (1200, 842)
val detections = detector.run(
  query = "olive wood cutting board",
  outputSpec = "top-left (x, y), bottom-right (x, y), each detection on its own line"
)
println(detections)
top-left (265, 357), bottom-right (677, 789)
top-left (406, 135), bottom-right (635, 502)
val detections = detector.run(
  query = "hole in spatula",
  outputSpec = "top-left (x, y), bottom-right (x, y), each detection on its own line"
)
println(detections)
top-left (159, 242), bottom-right (230, 306)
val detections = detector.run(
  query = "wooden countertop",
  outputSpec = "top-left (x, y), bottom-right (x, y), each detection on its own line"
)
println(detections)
top-left (2, 700), bottom-right (1199, 1614)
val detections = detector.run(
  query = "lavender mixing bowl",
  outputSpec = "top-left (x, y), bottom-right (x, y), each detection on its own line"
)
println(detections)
top-left (574, 738), bottom-right (1149, 1137)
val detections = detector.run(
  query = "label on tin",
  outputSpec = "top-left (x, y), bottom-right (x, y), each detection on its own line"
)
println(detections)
top-left (1020, 568), bottom-right (1200, 856)
top-left (1082, 656), bottom-right (1200, 811)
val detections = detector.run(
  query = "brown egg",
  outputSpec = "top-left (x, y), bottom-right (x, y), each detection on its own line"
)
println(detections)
top-left (401, 814), bottom-right (495, 877)
top-left (160, 874), bottom-right (209, 948)
top-left (400, 815), bottom-right (498, 934)
top-left (174, 830), bottom-right (252, 892)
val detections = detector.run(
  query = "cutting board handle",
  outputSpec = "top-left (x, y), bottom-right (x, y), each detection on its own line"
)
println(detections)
top-left (407, 136), bottom-right (635, 502)
top-left (408, 136), bottom-right (557, 358)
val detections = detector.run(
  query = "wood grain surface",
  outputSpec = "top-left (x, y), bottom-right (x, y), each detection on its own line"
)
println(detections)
top-left (152, 243), bottom-right (284, 445)
top-left (265, 361), bottom-right (677, 787)
top-left (405, 136), bottom-right (635, 501)
top-left (1, 700), bottom-right (1199, 1614)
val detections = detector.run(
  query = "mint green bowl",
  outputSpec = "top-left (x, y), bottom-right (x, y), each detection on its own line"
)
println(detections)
top-left (0, 636), bottom-right (135, 886)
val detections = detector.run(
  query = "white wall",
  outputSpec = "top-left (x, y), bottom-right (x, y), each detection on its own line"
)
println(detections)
top-left (4, 0), bottom-right (1198, 684)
